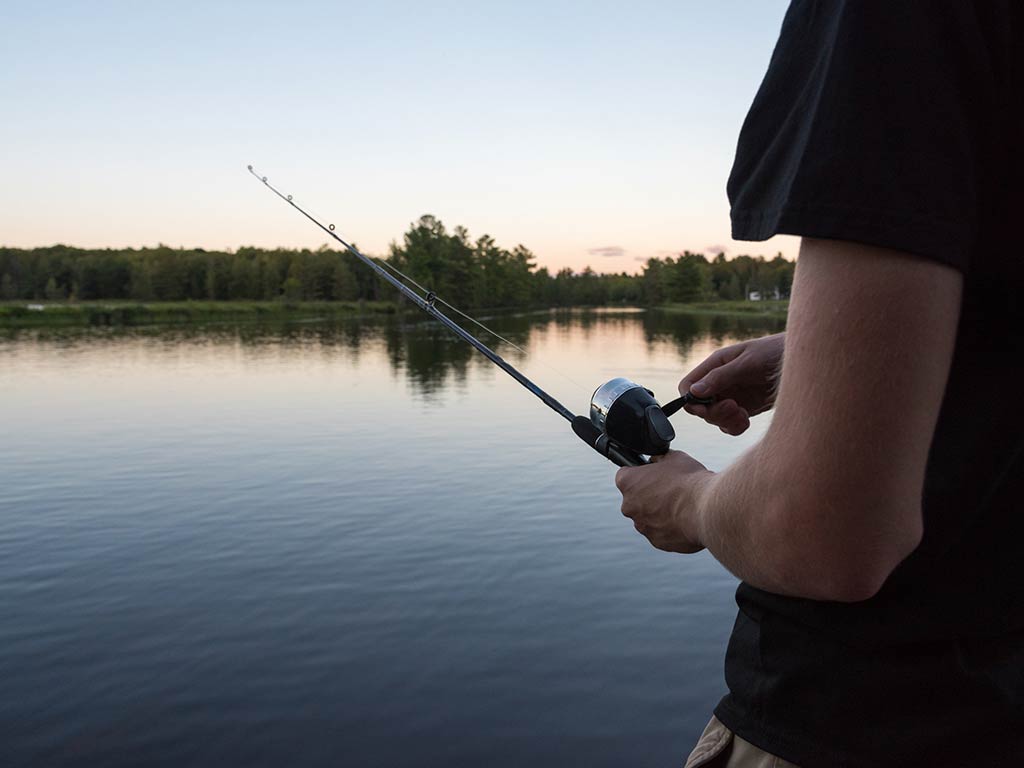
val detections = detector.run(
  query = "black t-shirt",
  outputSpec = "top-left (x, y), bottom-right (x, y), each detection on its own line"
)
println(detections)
top-left (717, 3), bottom-right (1023, 766)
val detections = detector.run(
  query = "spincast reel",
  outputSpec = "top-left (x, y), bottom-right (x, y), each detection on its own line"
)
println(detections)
top-left (571, 378), bottom-right (713, 467)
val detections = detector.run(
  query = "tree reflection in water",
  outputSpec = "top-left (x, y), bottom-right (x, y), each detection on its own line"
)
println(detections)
top-left (0, 307), bottom-right (785, 399)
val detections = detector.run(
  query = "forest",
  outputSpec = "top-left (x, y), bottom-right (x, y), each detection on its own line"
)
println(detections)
top-left (0, 215), bottom-right (794, 308)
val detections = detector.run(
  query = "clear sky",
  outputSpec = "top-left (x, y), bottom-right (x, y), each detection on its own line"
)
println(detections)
top-left (0, 0), bottom-right (799, 273)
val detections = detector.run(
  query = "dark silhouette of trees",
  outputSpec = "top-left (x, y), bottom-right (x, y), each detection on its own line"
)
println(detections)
top-left (0, 218), bottom-right (794, 308)
top-left (638, 250), bottom-right (794, 304)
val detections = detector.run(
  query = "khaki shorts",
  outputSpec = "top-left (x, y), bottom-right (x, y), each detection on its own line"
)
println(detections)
top-left (684, 716), bottom-right (799, 768)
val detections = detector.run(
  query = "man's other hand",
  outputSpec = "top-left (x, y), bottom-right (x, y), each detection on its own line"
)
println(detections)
top-left (678, 333), bottom-right (785, 435)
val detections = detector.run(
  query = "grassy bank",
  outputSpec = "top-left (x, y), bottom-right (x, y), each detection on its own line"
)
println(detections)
top-left (657, 300), bottom-right (789, 318)
top-left (0, 300), bottom-right (396, 328)
top-left (0, 299), bottom-right (789, 328)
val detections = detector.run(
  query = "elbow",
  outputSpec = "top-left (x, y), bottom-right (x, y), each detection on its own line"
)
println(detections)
top-left (820, 565), bottom-right (898, 604)
top-left (767, 498), bottom-right (924, 603)
top-left (824, 523), bottom-right (922, 603)
top-left (784, 560), bottom-right (892, 604)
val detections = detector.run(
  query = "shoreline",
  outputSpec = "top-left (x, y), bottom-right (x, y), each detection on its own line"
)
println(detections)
top-left (0, 299), bottom-right (789, 329)
top-left (0, 300), bottom-right (397, 328)
top-left (655, 300), bottom-right (789, 319)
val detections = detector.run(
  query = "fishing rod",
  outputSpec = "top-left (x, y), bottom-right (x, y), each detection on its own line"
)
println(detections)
top-left (247, 165), bottom-right (712, 467)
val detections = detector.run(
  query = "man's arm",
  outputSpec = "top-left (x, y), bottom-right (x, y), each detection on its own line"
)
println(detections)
top-left (617, 237), bottom-right (963, 602)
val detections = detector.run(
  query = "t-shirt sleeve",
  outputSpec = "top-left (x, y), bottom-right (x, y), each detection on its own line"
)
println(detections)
top-left (728, 0), bottom-right (998, 272)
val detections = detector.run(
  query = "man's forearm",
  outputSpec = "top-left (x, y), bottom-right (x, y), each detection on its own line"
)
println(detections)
top-left (690, 428), bottom-right (917, 603)
top-left (690, 440), bottom-right (820, 599)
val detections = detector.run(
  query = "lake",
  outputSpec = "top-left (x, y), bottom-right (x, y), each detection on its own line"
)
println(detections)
top-left (0, 308), bottom-right (784, 768)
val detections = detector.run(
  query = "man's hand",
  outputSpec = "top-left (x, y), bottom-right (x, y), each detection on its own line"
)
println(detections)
top-left (615, 451), bottom-right (714, 554)
top-left (679, 333), bottom-right (785, 435)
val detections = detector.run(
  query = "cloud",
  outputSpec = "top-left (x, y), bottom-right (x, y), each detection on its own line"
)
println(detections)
top-left (635, 249), bottom-right (678, 262)
top-left (705, 244), bottom-right (729, 255)
top-left (587, 246), bottom-right (626, 259)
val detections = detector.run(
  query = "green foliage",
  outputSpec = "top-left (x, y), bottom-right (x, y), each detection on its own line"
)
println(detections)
top-left (0, 222), bottom-right (794, 309)
top-left (45, 276), bottom-right (64, 300)
top-left (638, 250), bottom-right (794, 304)
top-left (0, 300), bottom-right (395, 327)
top-left (281, 276), bottom-right (302, 302)
top-left (0, 244), bottom-right (377, 304)
top-left (659, 299), bottom-right (789, 319)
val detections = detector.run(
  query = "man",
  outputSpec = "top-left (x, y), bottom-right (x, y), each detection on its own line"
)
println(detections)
top-left (615, 3), bottom-right (1022, 766)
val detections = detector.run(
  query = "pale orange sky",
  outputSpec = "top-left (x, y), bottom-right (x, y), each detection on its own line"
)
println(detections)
top-left (0, 1), bottom-right (799, 274)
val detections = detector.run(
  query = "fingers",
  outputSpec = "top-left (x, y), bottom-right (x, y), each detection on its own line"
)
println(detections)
top-left (678, 340), bottom-right (752, 395)
top-left (614, 466), bottom-right (636, 492)
top-left (686, 398), bottom-right (751, 435)
top-left (687, 370), bottom-right (717, 399)
top-left (679, 353), bottom-right (742, 407)
top-left (616, 465), bottom-right (650, 519)
top-left (677, 345), bottom-right (754, 434)
top-left (678, 349), bottom-right (726, 397)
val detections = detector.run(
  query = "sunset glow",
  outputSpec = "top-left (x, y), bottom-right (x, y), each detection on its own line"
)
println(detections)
top-left (0, 1), bottom-right (798, 273)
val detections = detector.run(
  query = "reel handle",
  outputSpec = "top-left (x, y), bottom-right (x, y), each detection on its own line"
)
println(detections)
top-left (661, 392), bottom-right (715, 417)
top-left (571, 416), bottom-right (649, 467)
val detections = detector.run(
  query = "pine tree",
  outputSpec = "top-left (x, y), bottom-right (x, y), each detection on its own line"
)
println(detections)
top-left (332, 261), bottom-right (358, 301)
top-left (0, 273), bottom-right (15, 300)
top-left (45, 276), bottom-right (64, 300)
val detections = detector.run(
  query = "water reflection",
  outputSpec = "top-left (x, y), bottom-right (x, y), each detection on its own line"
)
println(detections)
top-left (0, 308), bottom-right (785, 768)
top-left (1, 308), bottom-right (783, 399)
top-left (641, 310), bottom-right (784, 354)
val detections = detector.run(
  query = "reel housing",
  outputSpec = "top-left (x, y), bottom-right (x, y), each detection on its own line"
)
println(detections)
top-left (590, 377), bottom-right (675, 456)
top-left (571, 377), bottom-right (714, 467)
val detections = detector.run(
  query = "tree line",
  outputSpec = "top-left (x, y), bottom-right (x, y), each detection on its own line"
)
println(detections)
top-left (0, 215), bottom-right (794, 307)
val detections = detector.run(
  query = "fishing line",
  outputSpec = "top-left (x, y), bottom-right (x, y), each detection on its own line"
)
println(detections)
top-left (348, 217), bottom-right (588, 393)
top-left (248, 166), bottom-right (587, 394)
top-left (247, 164), bottom-right (713, 468)
top-left (248, 165), bottom-right (577, 422)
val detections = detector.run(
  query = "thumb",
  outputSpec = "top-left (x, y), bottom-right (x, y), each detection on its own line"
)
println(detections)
top-left (689, 370), bottom-right (720, 398)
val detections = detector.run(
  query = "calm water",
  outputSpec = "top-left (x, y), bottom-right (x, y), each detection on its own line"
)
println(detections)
top-left (0, 309), bottom-right (784, 768)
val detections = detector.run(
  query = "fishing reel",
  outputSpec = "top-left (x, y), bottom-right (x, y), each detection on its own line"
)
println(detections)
top-left (571, 377), bottom-right (713, 467)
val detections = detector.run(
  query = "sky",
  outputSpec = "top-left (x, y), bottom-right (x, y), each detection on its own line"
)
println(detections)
top-left (0, 0), bottom-right (799, 274)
